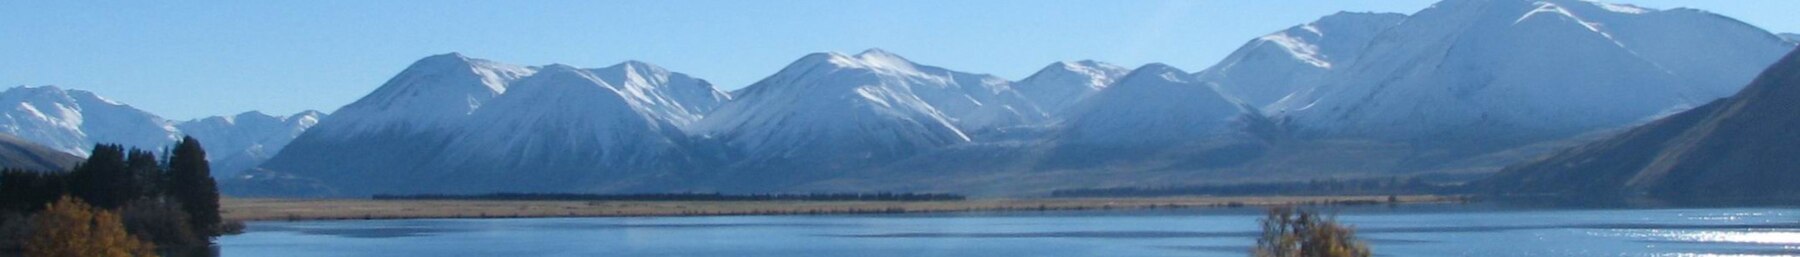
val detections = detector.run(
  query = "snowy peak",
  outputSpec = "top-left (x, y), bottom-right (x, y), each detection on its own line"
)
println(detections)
top-left (1263, 12), bottom-right (1407, 69)
top-left (695, 49), bottom-right (1056, 170)
top-left (589, 60), bottom-right (731, 129)
top-left (453, 63), bottom-right (688, 162)
top-left (783, 49), bottom-right (928, 76)
top-left (1061, 64), bottom-right (1259, 146)
top-left (178, 110), bottom-right (330, 177)
top-left (1274, 0), bottom-right (1794, 141)
top-left (1199, 11), bottom-right (1404, 110)
top-left (1015, 60), bottom-right (1130, 114)
top-left (258, 54), bottom-right (733, 195)
top-left (1119, 63), bottom-right (1195, 84)
top-left (0, 85), bottom-right (319, 178)
top-left (329, 53), bottom-right (536, 133)
top-left (0, 85), bottom-right (178, 155)
top-left (457, 63), bottom-right (687, 154)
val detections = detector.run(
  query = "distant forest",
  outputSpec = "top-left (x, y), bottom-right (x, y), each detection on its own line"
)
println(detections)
top-left (374, 192), bottom-right (967, 202)
top-left (1050, 177), bottom-right (1458, 198)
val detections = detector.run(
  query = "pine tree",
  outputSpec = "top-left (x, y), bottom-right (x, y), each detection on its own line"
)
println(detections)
top-left (126, 149), bottom-right (164, 199)
top-left (71, 144), bottom-right (133, 209)
top-left (166, 136), bottom-right (221, 237)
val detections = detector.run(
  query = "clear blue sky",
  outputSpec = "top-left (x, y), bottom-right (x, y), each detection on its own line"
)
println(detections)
top-left (2, 1), bottom-right (1795, 120)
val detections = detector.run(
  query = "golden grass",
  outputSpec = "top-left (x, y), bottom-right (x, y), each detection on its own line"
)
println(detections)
top-left (221, 195), bottom-right (1463, 221)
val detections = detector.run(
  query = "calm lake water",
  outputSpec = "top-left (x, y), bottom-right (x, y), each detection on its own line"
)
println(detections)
top-left (214, 204), bottom-right (1800, 257)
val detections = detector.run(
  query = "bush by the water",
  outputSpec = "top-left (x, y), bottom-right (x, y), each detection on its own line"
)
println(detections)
top-left (25, 196), bottom-right (158, 257)
top-left (0, 136), bottom-right (231, 253)
top-left (1252, 207), bottom-right (1371, 257)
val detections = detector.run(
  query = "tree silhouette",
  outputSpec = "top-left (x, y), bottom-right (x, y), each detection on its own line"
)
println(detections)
top-left (167, 136), bottom-right (221, 237)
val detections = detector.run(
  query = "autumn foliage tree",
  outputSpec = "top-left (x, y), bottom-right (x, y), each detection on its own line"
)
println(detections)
top-left (1251, 207), bottom-right (1371, 257)
top-left (24, 196), bottom-right (157, 257)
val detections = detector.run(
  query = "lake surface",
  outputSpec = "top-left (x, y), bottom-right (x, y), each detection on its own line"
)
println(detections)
top-left (214, 204), bottom-right (1800, 257)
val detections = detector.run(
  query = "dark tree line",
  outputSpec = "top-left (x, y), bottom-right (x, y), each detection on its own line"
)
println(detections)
top-left (1050, 177), bottom-right (1457, 198)
top-left (375, 192), bottom-right (967, 202)
top-left (0, 136), bottom-right (230, 249)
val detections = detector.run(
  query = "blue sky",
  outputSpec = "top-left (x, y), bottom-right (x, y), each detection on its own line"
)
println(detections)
top-left (2, 1), bottom-right (1795, 120)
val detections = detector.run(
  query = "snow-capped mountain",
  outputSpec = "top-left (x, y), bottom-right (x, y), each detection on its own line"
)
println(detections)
top-left (1197, 12), bottom-right (1406, 110)
top-left (1061, 64), bottom-right (1264, 146)
top-left (1280, 0), bottom-right (1796, 142)
top-left (0, 86), bottom-right (180, 155)
top-left (1014, 60), bottom-right (1130, 115)
top-left (693, 49), bottom-right (1044, 172)
top-left (588, 61), bottom-right (731, 130)
top-left (0, 86), bottom-right (330, 177)
top-left (258, 54), bottom-right (726, 195)
top-left (320, 53), bottom-right (536, 135)
top-left (439, 64), bottom-right (699, 190)
top-left (176, 110), bottom-right (326, 177)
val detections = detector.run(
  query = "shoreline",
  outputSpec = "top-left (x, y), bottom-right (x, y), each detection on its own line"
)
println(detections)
top-left (223, 195), bottom-right (1467, 222)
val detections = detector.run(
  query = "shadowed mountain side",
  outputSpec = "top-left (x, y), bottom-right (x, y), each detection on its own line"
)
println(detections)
top-left (0, 133), bottom-right (80, 171)
top-left (1477, 47), bottom-right (1800, 200)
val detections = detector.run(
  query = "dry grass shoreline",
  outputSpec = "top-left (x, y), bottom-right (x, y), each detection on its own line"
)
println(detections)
top-left (222, 195), bottom-right (1467, 222)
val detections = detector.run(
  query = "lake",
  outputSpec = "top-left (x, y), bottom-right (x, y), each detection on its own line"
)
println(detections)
top-left (212, 204), bottom-right (1800, 256)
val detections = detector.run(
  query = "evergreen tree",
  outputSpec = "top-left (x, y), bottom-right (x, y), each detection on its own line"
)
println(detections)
top-left (126, 149), bottom-right (164, 199)
top-left (0, 169), bottom-right (68, 212)
top-left (166, 136), bottom-right (221, 237)
top-left (71, 144), bottom-right (133, 209)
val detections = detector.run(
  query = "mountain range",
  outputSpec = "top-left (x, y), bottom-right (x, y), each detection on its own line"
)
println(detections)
top-left (4, 0), bottom-right (1796, 198)
top-left (0, 85), bottom-right (326, 177)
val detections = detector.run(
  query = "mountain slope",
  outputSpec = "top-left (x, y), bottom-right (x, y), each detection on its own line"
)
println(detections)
top-left (257, 54), bottom-right (724, 195)
top-left (0, 133), bottom-right (81, 171)
top-left (1478, 47), bottom-right (1800, 200)
top-left (1061, 64), bottom-right (1265, 146)
top-left (1281, 0), bottom-right (1795, 142)
top-left (428, 64), bottom-right (700, 193)
top-left (1, 85), bottom-right (331, 178)
top-left (587, 61), bottom-right (731, 130)
top-left (176, 110), bottom-right (326, 177)
top-left (1783, 33), bottom-right (1799, 44)
top-left (1198, 12), bottom-right (1407, 110)
top-left (694, 50), bottom-right (1043, 178)
top-left (1035, 63), bottom-right (1276, 172)
top-left (0, 86), bottom-right (180, 155)
top-left (1013, 60), bottom-right (1130, 115)
top-left (318, 53), bottom-right (536, 135)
